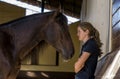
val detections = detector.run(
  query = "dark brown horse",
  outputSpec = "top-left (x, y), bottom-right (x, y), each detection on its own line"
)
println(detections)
top-left (0, 11), bottom-right (74, 79)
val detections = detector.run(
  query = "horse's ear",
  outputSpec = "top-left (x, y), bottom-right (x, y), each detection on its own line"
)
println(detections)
top-left (52, 10), bottom-right (61, 18)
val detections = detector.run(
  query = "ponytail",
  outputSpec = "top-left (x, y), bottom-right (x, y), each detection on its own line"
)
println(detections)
top-left (93, 28), bottom-right (103, 57)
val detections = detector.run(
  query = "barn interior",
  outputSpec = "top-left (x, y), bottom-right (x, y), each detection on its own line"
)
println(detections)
top-left (17, 0), bottom-right (83, 18)
top-left (0, 0), bottom-right (120, 79)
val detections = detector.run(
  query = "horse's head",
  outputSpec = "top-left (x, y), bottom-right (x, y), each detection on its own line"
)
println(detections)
top-left (43, 11), bottom-right (74, 60)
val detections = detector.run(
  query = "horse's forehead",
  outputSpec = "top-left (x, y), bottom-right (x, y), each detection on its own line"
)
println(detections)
top-left (49, 12), bottom-right (68, 31)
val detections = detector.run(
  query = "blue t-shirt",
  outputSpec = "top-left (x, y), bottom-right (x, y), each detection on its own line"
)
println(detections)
top-left (76, 38), bottom-right (100, 78)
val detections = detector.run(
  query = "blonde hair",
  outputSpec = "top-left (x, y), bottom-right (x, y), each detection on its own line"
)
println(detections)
top-left (78, 22), bottom-right (103, 57)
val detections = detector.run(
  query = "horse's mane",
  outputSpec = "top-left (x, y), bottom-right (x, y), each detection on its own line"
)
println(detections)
top-left (0, 11), bottom-right (68, 30)
top-left (0, 11), bottom-right (53, 27)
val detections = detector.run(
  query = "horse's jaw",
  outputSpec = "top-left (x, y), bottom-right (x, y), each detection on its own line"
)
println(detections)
top-left (59, 49), bottom-right (74, 61)
top-left (63, 59), bottom-right (70, 62)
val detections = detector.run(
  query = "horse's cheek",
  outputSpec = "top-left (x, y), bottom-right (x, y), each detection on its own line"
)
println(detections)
top-left (46, 28), bottom-right (57, 41)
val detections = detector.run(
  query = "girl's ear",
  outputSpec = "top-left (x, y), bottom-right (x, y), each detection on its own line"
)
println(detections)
top-left (85, 29), bottom-right (90, 35)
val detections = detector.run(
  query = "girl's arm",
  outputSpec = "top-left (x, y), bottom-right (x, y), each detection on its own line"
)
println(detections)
top-left (74, 52), bottom-right (91, 73)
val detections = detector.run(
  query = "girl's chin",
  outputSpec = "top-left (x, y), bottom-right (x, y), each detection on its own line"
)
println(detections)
top-left (79, 39), bottom-right (82, 41)
top-left (79, 38), bottom-right (83, 41)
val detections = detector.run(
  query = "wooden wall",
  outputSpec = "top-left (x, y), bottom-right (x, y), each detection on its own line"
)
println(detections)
top-left (0, 2), bottom-right (25, 24)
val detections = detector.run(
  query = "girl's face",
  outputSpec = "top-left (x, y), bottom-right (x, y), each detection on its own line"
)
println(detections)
top-left (77, 26), bottom-right (89, 41)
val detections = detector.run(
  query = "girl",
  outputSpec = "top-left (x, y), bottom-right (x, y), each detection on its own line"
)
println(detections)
top-left (74, 22), bottom-right (103, 79)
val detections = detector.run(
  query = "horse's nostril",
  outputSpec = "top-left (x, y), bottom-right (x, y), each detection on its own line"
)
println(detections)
top-left (70, 54), bottom-right (73, 58)
top-left (68, 53), bottom-right (74, 59)
top-left (71, 53), bottom-right (73, 57)
top-left (70, 50), bottom-right (74, 58)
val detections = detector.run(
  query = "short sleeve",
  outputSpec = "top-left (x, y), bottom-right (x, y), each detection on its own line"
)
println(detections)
top-left (82, 41), bottom-right (97, 54)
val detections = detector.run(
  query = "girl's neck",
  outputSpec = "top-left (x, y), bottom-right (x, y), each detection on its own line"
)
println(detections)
top-left (83, 36), bottom-right (90, 43)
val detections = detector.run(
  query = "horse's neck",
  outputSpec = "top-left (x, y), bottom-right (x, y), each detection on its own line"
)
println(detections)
top-left (0, 12), bottom-right (55, 60)
top-left (3, 13), bottom-right (51, 59)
